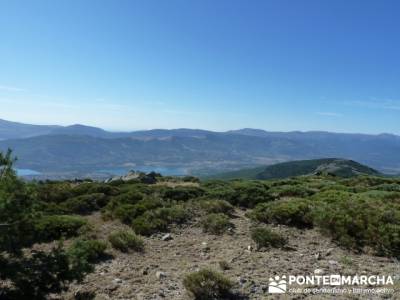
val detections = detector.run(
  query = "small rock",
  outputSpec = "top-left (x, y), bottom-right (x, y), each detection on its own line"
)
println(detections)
top-left (328, 260), bottom-right (339, 266)
top-left (247, 245), bottom-right (253, 251)
top-left (238, 277), bottom-right (247, 285)
top-left (105, 284), bottom-right (119, 292)
top-left (113, 278), bottom-right (123, 284)
top-left (201, 242), bottom-right (210, 252)
top-left (326, 248), bottom-right (334, 256)
top-left (156, 271), bottom-right (167, 280)
top-left (250, 286), bottom-right (259, 294)
top-left (315, 252), bottom-right (321, 260)
top-left (161, 233), bottom-right (173, 241)
top-left (314, 269), bottom-right (324, 275)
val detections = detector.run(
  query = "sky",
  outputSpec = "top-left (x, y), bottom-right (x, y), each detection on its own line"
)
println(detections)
top-left (0, 0), bottom-right (399, 134)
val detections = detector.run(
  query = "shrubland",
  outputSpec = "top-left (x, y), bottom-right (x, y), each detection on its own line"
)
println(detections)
top-left (1, 149), bottom-right (400, 299)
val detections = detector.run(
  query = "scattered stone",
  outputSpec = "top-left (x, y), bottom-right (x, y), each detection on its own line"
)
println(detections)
top-left (201, 242), bottom-right (210, 252)
top-left (161, 233), bottom-right (173, 241)
top-left (314, 269), bottom-right (324, 275)
top-left (250, 286), bottom-right (259, 294)
top-left (315, 252), bottom-right (321, 260)
top-left (326, 248), bottom-right (334, 256)
top-left (105, 284), bottom-right (119, 292)
top-left (113, 278), bottom-right (123, 284)
top-left (247, 245), bottom-right (253, 252)
top-left (238, 277), bottom-right (247, 285)
top-left (156, 271), bottom-right (167, 280)
top-left (328, 260), bottom-right (339, 266)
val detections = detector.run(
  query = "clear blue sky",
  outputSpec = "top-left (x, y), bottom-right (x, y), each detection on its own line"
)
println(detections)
top-left (0, 0), bottom-right (399, 134)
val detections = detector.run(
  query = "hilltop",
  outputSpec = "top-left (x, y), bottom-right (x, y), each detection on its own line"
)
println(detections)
top-left (211, 158), bottom-right (381, 180)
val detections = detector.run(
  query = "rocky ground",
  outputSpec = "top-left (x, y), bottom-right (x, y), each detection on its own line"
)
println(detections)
top-left (56, 209), bottom-right (400, 300)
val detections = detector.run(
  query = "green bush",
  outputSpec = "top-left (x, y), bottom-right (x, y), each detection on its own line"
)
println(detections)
top-left (183, 268), bottom-right (234, 300)
top-left (110, 190), bottom-right (144, 205)
top-left (131, 205), bottom-right (188, 236)
top-left (251, 227), bottom-right (287, 249)
top-left (71, 183), bottom-right (120, 197)
top-left (199, 199), bottom-right (234, 215)
top-left (131, 212), bottom-right (167, 236)
top-left (108, 230), bottom-right (144, 252)
top-left (270, 184), bottom-right (315, 198)
top-left (113, 203), bottom-right (146, 224)
top-left (35, 215), bottom-right (87, 241)
top-left (182, 176), bottom-right (200, 183)
top-left (228, 181), bottom-right (273, 208)
top-left (68, 239), bottom-right (108, 275)
top-left (202, 180), bottom-right (236, 201)
top-left (105, 196), bottom-right (163, 224)
top-left (62, 193), bottom-right (106, 214)
top-left (251, 198), bottom-right (313, 228)
top-left (163, 186), bottom-right (205, 201)
top-left (155, 205), bottom-right (189, 224)
top-left (312, 195), bottom-right (400, 257)
top-left (375, 183), bottom-right (400, 192)
top-left (201, 213), bottom-right (233, 235)
top-left (37, 182), bottom-right (73, 203)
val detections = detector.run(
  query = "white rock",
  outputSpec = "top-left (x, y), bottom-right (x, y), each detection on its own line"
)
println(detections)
top-left (113, 278), bottom-right (123, 284)
top-left (156, 271), bottom-right (167, 279)
top-left (161, 233), bottom-right (173, 241)
top-left (314, 269), bottom-right (324, 275)
top-left (326, 248), bottom-right (334, 256)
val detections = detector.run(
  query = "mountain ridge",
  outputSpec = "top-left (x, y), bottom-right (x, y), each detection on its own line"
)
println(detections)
top-left (1, 118), bottom-right (400, 177)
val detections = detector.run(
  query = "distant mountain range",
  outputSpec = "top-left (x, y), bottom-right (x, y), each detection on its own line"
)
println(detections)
top-left (0, 118), bottom-right (400, 177)
top-left (209, 158), bottom-right (381, 180)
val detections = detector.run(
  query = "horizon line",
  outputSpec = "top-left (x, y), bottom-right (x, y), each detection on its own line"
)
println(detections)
top-left (1, 117), bottom-right (399, 137)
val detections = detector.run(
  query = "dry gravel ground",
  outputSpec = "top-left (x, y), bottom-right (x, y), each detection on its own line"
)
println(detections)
top-left (60, 210), bottom-right (400, 300)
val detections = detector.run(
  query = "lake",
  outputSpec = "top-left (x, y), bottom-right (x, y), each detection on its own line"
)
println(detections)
top-left (16, 168), bottom-right (42, 176)
top-left (97, 166), bottom-right (188, 176)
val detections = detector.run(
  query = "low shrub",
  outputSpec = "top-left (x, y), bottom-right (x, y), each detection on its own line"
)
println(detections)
top-left (183, 268), bottom-right (234, 300)
top-left (251, 227), bottom-right (287, 249)
top-left (228, 181), bottom-right (273, 208)
top-left (201, 213), bottom-right (233, 235)
top-left (105, 196), bottom-right (163, 224)
top-left (68, 239), bottom-right (108, 275)
top-left (131, 205), bottom-right (188, 236)
top-left (312, 195), bottom-right (400, 257)
top-left (270, 184), bottom-right (315, 198)
top-left (35, 215), bottom-right (87, 241)
top-left (131, 213), bottom-right (166, 236)
top-left (163, 186), bottom-right (205, 201)
top-left (110, 190), bottom-right (144, 205)
top-left (375, 183), bottom-right (400, 192)
top-left (62, 193), bottom-right (106, 214)
top-left (182, 176), bottom-right (200, 183)
top-left (113, 203), bottom-right (146, 224)
top-left (251, 198), bottom-right (313, 228)
top-left (199, 199), bottom-right (234, 215)
top-left (108, 230), bottom-right (144, 252)
top-left (71, 183), bottom-right (120, 197)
